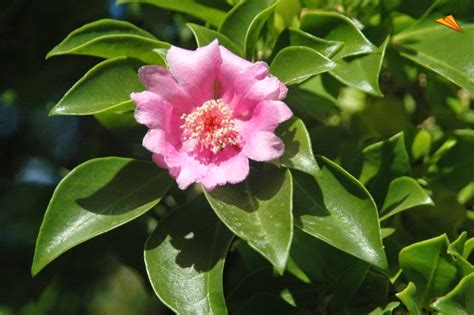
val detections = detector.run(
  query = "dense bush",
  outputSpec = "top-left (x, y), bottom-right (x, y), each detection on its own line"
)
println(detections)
top-left (2, 0), bottom-right (473, 314)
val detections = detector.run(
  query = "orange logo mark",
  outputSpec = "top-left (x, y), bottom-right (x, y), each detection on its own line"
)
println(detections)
top-left (435, 15), bottom-right (463, 33)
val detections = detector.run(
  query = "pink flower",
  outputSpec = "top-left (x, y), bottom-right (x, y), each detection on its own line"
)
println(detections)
top-left (131, 40), bottom-right (292, 190)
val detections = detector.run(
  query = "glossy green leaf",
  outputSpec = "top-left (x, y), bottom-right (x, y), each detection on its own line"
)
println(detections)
top-left (219, 0), bottom-right (278, 57)
top-left (396, 282), bottom-right (421, 315)
top-left (272, 27), bottom-right (343, 59)
top-left (293, 156), bottom-right (387, 269)
top-left (447, 232), bottom-right (474, 277)
top-left (380, 177), bottom-right (434, 221)
top-left (270, 46), bottom-right (336, 85)
top-left (285, 75), bottom-right (339, 121)
top-left (49, 57), bottom-right (143, 116)
top-left (276, 117), bottom-right (319, 176)
top-left (329, 37), bottom-right (389, 96)
top-left (187, 23), bottom-right (242, 56)
top-left (47, 19), bottom-right (168, 64)
top-left (116, 0), bottom-right (227, 27)
top-left (204, 166), bottom-right (293, 274)
top-left (399, 234), bottom-right (458, 307)
top-left (369, 301), bottom-right (400, 315)
top-left (32, 157), bottom-right (172, 275)
top-left (144, 198), bottom-right (233, 314)
top-left (359, 132), bottom-right (412, 204)
top-left (431, 273), bottom-right (474, 315)
top-left (300, 11), bottom-right (377, 58)
top-left (394, 23), bottom-right (474, 94)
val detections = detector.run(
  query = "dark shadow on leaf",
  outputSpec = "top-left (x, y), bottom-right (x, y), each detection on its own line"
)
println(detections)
top-left (277, 121), bottom-right (300, 161)
top-left (208, 165), bottom-right (287, 212)
top-left (76, 161), bottom-right (168, 216)
top-left (380, 194), bottom-right (410, 215)
top-left (364, 138), bottom-right (411, 205)
top-left (396, 45), bottom-right (419, 56)
top-left (145, 196), bottom-right (232, 272)
top-left (292, 170), bottom-right (330, 228)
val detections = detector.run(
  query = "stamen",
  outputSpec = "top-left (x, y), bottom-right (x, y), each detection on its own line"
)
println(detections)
top-left (181, 99), bottom-right (240, 154)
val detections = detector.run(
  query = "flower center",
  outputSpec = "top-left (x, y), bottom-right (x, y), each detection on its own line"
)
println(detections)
top-left (180, 99), bottom-right (240, 154)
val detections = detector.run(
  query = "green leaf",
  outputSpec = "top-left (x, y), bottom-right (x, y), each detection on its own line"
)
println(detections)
top-left (300, 11), bottom-right (377, 58)
top-left (293, 156), bottom-right (387, 269)
top-left (285, 75), bottom-right (339, 121)
top-left (32, 157), bottom-right (172, 275)
top-left (380, 177), bottom-right (434, 221)
top-left (431, 273), bottom-right (474, 315)
top-left (272, 27), bottom-right (343, 59)
top-left (399, 234), bottom-right (458, 307)
top-left (447, 232), bottom-right (474, 277)
top-left (204, 166), bottom-right (293, 274)
top-left (49, 57), bottom-right (143, 116)
top-left (396, 282), bottom-right (421, 315)
top-left (116, 0), bottom-right (227, 27)
top-left (47, 19), bottom-right (168, 64)
top-left (187, 23), bottom-right (242, 56)
top-left (405, 127), bottom-right (432, 161)
top-left (368, 301), bottom-right (400, 315)
top-left (144, 198), bottom-right (233, 314)
top-left (329, 37), bottom-right (389, 96)
top-left (430, 130), bottom-right (474, 193)
top-left (219, 0), bottom-right (278, 57)
top-left (394, 22), bottom-right (474, 94)
top-left (291, 229), bottom-right (370, 305)
top-left (276, 117), bottom-right (319, 176)
top-left (359, 132), bottom-right (412, 204)
top-left (270, 46), bottom-right (336, 85)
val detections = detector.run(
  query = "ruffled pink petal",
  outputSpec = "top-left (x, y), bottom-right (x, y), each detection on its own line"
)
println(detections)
top-left (167, 40), bottom-right (222, 106)
top-left (238, 100), bottom-right (292, 135)
top-left (224, 62), bottom-right (287, 118)
top-left (200, 150), bottom-right (249, 190)
top-left (218, 46), bottom-right (253, 98)
top-left (243, 131), bottom-right (285, 162)
top-left (142, 129), bottom-right (166, 154)
top-left (137, 66), bottom-right (192, 114)
top-left (174, 158), bottom-right (209, 190)
top-left (131, 91), bottom-right (171, 129)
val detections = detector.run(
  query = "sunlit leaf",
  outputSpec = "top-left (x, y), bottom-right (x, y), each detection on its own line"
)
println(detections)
top-left (49, 57), bottom-right (143, 116)
top-left (293, 156), bottom-right (387, 269)
top-left (116, 0), bottom-right (227, 27)
top-left (270, 46), bottom-right (336, 85)
top-left (32, 157), bottom-right (172, 275)
top-left (205, 166), bottom-right (293, 274)
top-left (219, 0), bottom-right (278, 57)
top-left (145, 198), bottom-right (233, 314)
top-left (47, 19), bottom-right (168, 64)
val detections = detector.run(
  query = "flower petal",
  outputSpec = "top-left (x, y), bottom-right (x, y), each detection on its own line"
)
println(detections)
top-left (218, 46), bottom-right (253, 98)
top-left (143, 129), bottom-right (167, 154)
top-left (243, 131), bottom-right (285, 162)
top-left (224, 62), bottom-right (288, 118)
top-left (137, 66), bottom-right (192, 113)
top-left (167, 40), bottom-right (221, 105)
top-left (175, 158), bottom-right (209, 190)
top-left (131, 91), bottom-right (170, 129)
top-left (201, 150), bottom-right (249, 190)
top-left (238, 100), bottom-right (292, 135)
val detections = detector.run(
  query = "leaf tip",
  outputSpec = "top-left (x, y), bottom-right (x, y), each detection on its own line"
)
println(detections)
top-left (48, 105), bottom-right (63, 116)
